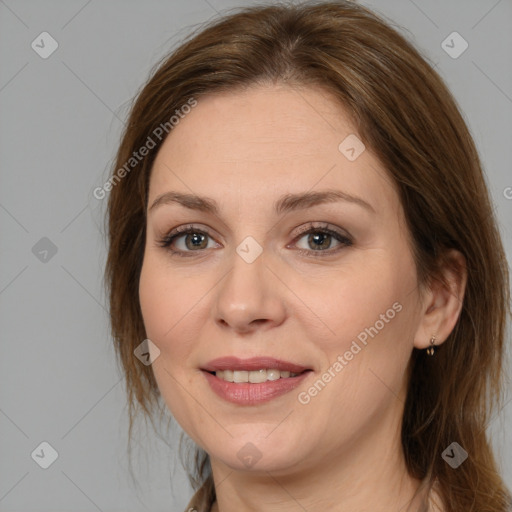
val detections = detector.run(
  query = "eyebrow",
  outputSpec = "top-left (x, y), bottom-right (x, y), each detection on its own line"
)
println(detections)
top-left (149, 189), bottom-right (375, 215)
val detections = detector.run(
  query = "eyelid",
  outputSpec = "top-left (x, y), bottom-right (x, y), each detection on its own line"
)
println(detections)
top-left (291, 221), bottom-right (350, 239)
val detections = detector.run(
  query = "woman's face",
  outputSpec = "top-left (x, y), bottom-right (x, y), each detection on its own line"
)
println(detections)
top-left (139, 84), bottom-right (427, 475)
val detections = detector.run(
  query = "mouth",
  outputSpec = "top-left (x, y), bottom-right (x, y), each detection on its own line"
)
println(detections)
top-left (204, 368), bottom-right (306, 383)
top-left (200, 356), bottom-right (313, 405)
top-left (201, 356), bottom-right (310, 374)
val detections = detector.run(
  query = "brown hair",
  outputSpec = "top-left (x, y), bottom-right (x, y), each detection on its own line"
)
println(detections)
top-left (105, 1), bottom-right (511, 510)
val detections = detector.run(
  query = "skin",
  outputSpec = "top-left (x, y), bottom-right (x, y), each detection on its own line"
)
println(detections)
top-left (138, 84), bottom-right (466, 512)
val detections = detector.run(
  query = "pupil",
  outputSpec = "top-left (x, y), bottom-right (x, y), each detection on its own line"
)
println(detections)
top-left (187, 233), bottom-right (206, 249)
top-left (309, 232), bottom-right (330, 250)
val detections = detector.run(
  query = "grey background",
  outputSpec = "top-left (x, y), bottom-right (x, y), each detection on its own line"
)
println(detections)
top-left (1, 0), bottom-right (511, 510)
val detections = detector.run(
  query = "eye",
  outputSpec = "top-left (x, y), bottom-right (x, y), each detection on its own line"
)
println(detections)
top-left (157, 222), bottom-right (353, 258)
top-left (290, 223), bottom-right (352, 257)
top-left (157, 225), bottom-right (218, 257)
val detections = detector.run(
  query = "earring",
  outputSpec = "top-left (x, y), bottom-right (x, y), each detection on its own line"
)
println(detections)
top-left (426, 334), bottom-right (437, 356)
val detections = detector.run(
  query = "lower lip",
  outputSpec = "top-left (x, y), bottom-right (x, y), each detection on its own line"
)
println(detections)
top-left (202, 371), bottom-right (311, 405)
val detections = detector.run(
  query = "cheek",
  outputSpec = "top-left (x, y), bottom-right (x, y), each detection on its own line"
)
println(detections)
top-left (139, 258), bottom-right (171, 342)
top-left (139, 255), bottom-right (205, 437)
top-left (290, 254), bottom-right (415, 353)
top-left (138, 254), bottom-right (195, 360)
top-left (290, 252), bottom-right (419, 422)
top-left (138, 251), bottom-right (219, 381)
top-left (294, 269), bottom-right (417, 442)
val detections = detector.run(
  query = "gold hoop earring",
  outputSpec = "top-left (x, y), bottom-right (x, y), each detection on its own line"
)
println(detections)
top-left (426, 334), bottom-right (437, 356)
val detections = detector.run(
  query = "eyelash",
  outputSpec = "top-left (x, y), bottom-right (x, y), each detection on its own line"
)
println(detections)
top-left (156, 223), bottom-right (353, 258)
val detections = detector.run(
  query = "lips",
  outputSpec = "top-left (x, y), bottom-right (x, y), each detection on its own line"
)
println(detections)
top-left (200, 356), bottom-right (312, 405)
top-left (201, 356), bottom-right (309, 373)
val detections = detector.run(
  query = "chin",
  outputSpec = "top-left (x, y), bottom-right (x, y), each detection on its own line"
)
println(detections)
top-left (206, 433), bottom-right (311, 474)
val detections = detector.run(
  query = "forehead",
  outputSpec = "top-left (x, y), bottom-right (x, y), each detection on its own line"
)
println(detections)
top-left (149, 84), bottom-right (399, 217)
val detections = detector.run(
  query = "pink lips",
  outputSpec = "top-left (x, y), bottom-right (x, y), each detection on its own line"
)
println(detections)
top-left (202, 356), bottom-right (309, 373)
top-left (201, 356), bottom-right (312, 405)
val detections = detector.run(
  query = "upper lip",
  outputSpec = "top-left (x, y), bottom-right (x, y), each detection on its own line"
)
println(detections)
top-left (201, 356), bottom-right (310, 373)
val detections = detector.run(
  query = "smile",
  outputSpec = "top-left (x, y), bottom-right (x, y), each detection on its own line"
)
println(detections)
top-left (213, 369), bottom-right (301, 383)
top-left (201, 356), bottom-right (312, 405)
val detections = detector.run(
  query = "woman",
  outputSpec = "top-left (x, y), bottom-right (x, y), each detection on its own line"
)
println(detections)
top-left (105, 2), bottom-right (511, 511)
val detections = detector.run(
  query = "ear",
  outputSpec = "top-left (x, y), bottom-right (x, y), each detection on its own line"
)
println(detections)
top-left (413, 249), bottom-right (467, 350)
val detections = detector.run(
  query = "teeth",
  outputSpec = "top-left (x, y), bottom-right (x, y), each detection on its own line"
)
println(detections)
top-left (223, 370), bottom-right (234, 382)
top-left (249, 369), bottom-right (267, 383)
top-left (233, 370), bottom-right (249, 383)
top-left (267, 369), bottom-right (280, 381)
top-left (214, 369), bottom-right (300, 383)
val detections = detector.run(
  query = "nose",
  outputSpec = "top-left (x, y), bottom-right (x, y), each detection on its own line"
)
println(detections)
top-left (212, 247), bottom-right (287, 335)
